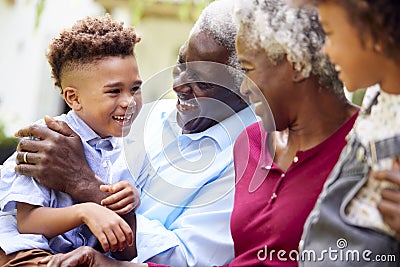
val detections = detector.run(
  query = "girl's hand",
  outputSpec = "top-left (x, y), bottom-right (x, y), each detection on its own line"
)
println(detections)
top-left (375, 160), bottom-right (400, 239)
top-left (100, 181), bottom-right (140, 215)
top-left (77, 203), bottom-right (133, 252)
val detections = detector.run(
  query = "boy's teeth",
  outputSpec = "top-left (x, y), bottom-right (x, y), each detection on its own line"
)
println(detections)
top-left (113, 114), bottom-right (133, 121)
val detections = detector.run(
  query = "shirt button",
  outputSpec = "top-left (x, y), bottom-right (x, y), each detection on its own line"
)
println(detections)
top-left (102, 161), bottom-right (107, 168)
top-left (356, 147), bottom-right (365, 162)
top-left (293, 156), bottom-right (299, 163)
top-left (299, 240), bottom-right (304, 250)
top-left (281, 173), bottom-right (285, 178)
top-left (263, 165), bottom-right (272, 170)
top-left (346, 146), bottom-right (352, 155)
top-left (271, 193), bottom-right (277, 199)
top-left (345, 129), bottom-right (354, 142)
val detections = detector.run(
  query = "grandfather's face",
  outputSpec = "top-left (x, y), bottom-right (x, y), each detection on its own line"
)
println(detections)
top-left (172, 30), bottom-right (247, 134)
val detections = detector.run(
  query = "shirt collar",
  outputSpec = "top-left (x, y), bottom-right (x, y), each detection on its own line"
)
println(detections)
top-left (176, 106), bottom-right (256, 150)
top-left (66, 110), bottom-right (119, 150)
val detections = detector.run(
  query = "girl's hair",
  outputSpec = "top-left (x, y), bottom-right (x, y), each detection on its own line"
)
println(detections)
top-left (235, 0), bottom-right (344, 97)
top-left (292, 0), bottom-right (400, 63)
top-left (47, 14), bottom-right (141, 91)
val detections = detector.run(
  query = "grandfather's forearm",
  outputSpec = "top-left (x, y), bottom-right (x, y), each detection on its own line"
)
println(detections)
top-left (66, 169), bottom-right (109, 204)
top-left (15, 118), bottom-right (112, 204)
top-left (112, 211), bottom-right (137, 260)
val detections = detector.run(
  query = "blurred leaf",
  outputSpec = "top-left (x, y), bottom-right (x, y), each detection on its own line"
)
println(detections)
top-left (178, 1), bottom-right (192, 21)
top-left (128, 0), bottom-right (145, 25)
top-left (0, 122), bottom-right (18, 146)
top-left (0, 121), bottom-right (18, 164)
top-left (193, 1), bottom-right (208, 20)
top-left (30, 0), bottom-right (216, 30)
top-left (34, 0), bottom-right (46, 29)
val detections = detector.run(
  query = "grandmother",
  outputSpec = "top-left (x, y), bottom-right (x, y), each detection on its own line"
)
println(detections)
top-left (227, 0), bottom-right (359, 265)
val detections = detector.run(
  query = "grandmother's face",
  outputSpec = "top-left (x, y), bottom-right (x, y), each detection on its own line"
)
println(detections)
top-left (236, 32), bottom-right (294, 131)
top-left (172, 30), bottom-right (247, 134)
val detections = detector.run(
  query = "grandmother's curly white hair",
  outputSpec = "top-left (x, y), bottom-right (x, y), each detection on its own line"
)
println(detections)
top-left (234, 0), bottom-right (344, 97)
top-left (190, 0), bottom-right (242, 91)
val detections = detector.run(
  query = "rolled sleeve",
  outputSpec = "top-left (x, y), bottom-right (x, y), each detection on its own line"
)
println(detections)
top-left (0, 211), bottom-right (50, 254)
top-left (0, 153), bottom-right (50, 211)
top-left (135, 175), bottom-right (235, 266)
top-left (136, 214), bottom-right (180, 263)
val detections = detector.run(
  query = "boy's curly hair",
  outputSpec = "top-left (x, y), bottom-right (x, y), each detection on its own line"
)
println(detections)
top-left (47, 14), bottom-right (141, 92)
top-left (291, 0), bottom-right (400, 63)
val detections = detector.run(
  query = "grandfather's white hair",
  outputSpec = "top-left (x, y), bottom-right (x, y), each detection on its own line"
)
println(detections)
top-left (190, 0), bottom-right (240, 71)
top-left (234, 0), bottom-right (344, 97)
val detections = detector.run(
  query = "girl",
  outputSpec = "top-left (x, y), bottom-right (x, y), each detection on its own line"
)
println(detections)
top-left (294, 1), bottom-right (400, 266)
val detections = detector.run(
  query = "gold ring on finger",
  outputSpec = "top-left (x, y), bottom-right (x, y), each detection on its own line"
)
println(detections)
top-left (23, 152), bottom-right (29, 164)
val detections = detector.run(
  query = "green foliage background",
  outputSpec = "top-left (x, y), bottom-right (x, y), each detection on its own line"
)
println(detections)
top-left (34, 0), bottom-right (215, 28)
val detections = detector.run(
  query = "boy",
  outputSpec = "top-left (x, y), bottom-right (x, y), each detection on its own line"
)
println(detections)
top-left (0, 14), bottom-right (142, 266)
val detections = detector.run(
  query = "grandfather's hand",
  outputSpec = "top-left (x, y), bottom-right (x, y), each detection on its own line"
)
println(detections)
top-left (39, 246), bottom-right (142, 267)
top-left (375, 161), bottom-right (400, 239)
top-left (14, 116), bottom-right (104, 202)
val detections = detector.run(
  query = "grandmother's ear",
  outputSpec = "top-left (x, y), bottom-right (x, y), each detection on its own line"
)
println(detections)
top-left (291, 62), bottom-right (307, 83)
top-left (292, 70), bottom-right (307, 82)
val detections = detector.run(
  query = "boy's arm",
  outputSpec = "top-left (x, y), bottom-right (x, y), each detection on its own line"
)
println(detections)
top-left (17, 202), bottom-right (85, 239)
top-left (17, 202), bottom-right (134, 255)
top-left (100, 181), bottom-right (139, 260)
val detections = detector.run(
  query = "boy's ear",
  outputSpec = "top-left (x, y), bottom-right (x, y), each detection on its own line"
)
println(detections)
top-left (63, 87), bottom-right (82, 111)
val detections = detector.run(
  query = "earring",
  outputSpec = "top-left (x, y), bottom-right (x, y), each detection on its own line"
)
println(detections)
top-left (373, 43), bottom-right (382, 53)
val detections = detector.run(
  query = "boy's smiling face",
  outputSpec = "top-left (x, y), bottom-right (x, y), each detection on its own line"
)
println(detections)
top-left (62, 55), bottom-right (142, 138)
top-left (318, 2), bottom-right (386, 92)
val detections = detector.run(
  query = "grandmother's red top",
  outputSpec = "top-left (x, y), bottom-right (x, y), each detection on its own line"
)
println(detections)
top-left (227, 113), bottom-right (357, 267)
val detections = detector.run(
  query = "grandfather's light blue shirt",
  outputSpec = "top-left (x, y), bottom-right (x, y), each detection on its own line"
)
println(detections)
top-left (124, 99), bottom-right (257, 266)
top-left (0, 110), bottom-right (135, 255)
